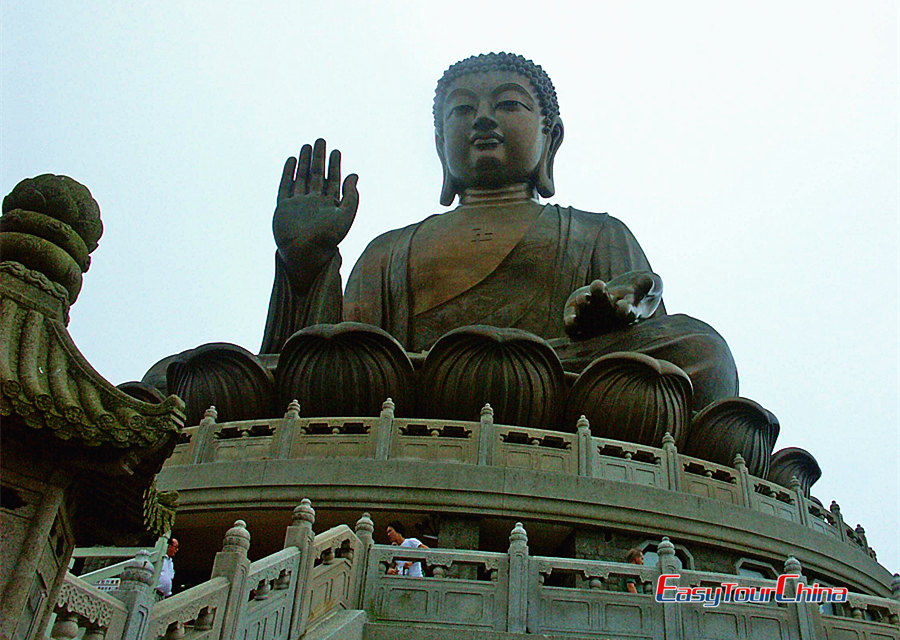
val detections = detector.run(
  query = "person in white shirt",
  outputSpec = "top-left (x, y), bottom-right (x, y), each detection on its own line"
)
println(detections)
top-left (385, 522), bottom-right (428, 577)
top-left (156, 537), bottom-right (179, 598)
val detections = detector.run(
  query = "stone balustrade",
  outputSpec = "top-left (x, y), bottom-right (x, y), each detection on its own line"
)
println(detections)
top-left (50, 573), bottom-right (129, 640)
top-left (51, 507), bottom-right (899, 640)
top-left (162, 401), bottom-right (877, 559)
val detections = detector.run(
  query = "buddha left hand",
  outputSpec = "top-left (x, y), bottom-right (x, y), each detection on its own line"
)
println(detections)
top-left (563, 271), bottom-right (662, 340)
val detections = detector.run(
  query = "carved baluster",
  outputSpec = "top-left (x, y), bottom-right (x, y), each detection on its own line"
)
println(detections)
top-left (50, 613), bottom-right (81, 640)
top-left (274, 569), bottom-right (291, 590)
top-left (82, 625), bottom-right (105, 640)
top-left (255, 578), bottom-right (271, 600)
top-left (195, 606), bottom-right (215, 631)
top-left (507, 523), bottom-right (529, 634)
top-left (374, 398), bottom-right (395, 460)
top-left (354, 513), bottom-right (375, 608)
top-left (270, 399), bottom-right (300, 459)
top-left (163, 621), bottom-right (185, 640)
top-left (285, 499), bottom-right (316, 638)
top-left (477, 404), bottom-right (495, 466)
top-left (211, 520), bottom-right (251, 640)
top-left (658, 538), bottom-right (683, 637)
top-left (661, 432), bottom-right (681, 492)
top-left (733, 454), bottom-right (753, 508)
top-left (854, 524), bottom-right (869, 551)
top-left (783, 556), bottom-right (821, 640)
top-left (830, 501), bottom-right (848, 542)
top-left (191, 406), bottom-right (218, 464)
top-left (790, 476), bottom-right (808, 526)
top-left (576, 415), bottom-right (594, 477)
top-left (110, 550), bottom-right (156, 640)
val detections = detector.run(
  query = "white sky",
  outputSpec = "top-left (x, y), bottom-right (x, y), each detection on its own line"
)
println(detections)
top-left (3, 2), bottom-right (898, 575)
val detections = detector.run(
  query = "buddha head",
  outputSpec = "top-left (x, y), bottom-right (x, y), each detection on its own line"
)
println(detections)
top-left (433, 52), bottom-right (565, 205)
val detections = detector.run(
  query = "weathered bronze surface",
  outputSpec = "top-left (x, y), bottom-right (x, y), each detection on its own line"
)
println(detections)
top-left (260, 52), bottom-right (737, 413)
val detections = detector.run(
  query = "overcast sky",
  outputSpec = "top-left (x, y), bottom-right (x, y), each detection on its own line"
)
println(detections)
top-left (3, 2), bottom-right (898, 574)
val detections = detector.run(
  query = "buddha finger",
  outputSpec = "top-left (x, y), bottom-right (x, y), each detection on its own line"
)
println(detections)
top-left (309, 138), bottom-right (327, 193)
top-left (339, 174), bottom-right (360, 218)
top-left (279, 156), bottom-right (297, 202)
top-left (326, 149), bottom-right (341, 202)
top-left (297, 144), bottom-right (312, 194)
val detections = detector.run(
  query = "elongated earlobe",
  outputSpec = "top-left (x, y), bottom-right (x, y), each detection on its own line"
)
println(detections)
top-left (536, 118), bottom-right (564, 198)
top-left (436, 134), bottom-right (457, 206)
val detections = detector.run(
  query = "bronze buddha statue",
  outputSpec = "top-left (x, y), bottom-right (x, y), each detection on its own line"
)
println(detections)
top-left (260, 52), bottom-right (738, 411)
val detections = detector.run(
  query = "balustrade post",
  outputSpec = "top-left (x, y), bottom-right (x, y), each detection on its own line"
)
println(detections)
top-left (109, 551), bottom-right (156, 640)
top-left (191, 406), bottom-right (218, 464)
top-left (854, 524), bottom-right (872, 556)
top-left (576, 416), bottom-right (594, 477)
top-left (285, 499), bottom-right (316, 639)
top-left (783, 556), bottom-right (824, 640)
top-left (210, 520), bottom-right (251, 640)
top-left (49, 612), bottom-right (81, 640)
top-left (733, 454), bottom-right (753, 509)
top-left (374, 398), bottom-right (395, 460)
top-left (790, 476), bottom-right (808, 526)
top-left (477, 404), bottom-right (495, 466)
top-left (830, 501), bottom-right (848, 542)
top-left (661, 433), bottom-right (681, 492)
top-left (891, 573), bottom-right (900, 602)
top-left (270, 399), bottom-right (300, 459)
top-left (507, 523), bottom-right (529, 634)
top-left (657, 537), bottom-right (683, 640)
top-left (353, 513), bottom-right (374, 608)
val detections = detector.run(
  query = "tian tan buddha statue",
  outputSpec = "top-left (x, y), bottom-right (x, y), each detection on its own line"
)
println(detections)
top-left (153, 53), bottom-right (791, 480)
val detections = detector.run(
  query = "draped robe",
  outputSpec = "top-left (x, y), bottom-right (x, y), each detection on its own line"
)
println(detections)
top-left (261, 204), bottom-right (738, 409)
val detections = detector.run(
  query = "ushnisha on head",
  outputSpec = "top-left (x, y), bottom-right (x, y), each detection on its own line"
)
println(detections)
top-left (433, 52), bottom-right (565, 205)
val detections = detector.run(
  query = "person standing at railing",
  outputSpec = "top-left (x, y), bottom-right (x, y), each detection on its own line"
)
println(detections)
top-left (156, 537), bottom-right (179, 598)
top-left (624, 548), bottom-right (644, 594)
top-left (385, 522), bottom-right (428, 577)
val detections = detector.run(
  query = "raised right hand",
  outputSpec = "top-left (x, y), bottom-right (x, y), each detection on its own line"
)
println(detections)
top-left (273, 139), bottom-right (359, 255)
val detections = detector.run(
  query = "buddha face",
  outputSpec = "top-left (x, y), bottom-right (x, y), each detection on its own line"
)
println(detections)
top-left (439, 70), bottom-right (549, 193)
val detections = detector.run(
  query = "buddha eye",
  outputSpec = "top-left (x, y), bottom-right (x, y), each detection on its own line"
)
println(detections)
top-left (448, 104), bottom-right (475, 117)
top-left (496, 100), bottom-right (529, 112)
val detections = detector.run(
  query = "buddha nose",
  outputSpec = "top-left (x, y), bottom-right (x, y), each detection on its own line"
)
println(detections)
top-left (473, 100), bottom-right (498, 131)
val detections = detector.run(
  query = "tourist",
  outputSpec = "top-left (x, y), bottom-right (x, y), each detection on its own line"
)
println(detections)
top-left (385, 522), bottom-right (428, 577)
top-left (624, 548), bottom-right (644, 594)
top-left (156, 537), bottom-right (179, 598)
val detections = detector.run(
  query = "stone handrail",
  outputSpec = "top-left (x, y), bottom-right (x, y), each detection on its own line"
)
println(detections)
top-left (237, 548), bottom-right (302, 640)
top-left (148, 577), bottom-right (229, 640)
top-left (163, 406), bottom-right (876, 559)
top-left (50, 573), bottom-right (129, 640)
top-left (305, 524), bottom-right (365, 629)
top-left (48, 508), bottom-right (900, 640)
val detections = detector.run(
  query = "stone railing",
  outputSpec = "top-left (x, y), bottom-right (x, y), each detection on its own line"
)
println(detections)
top-left (50, 573), bottom-right (129, 640)
top-left (362, 525), bottom-right (900, 640)
top-left (48, 506), bottom-right (900, 640)
top-left (48, 500), bottom-right (372, 640)
top-left (164, 401), bottom-right (877, 559)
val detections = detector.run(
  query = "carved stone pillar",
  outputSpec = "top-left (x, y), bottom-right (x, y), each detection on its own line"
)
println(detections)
top-left (507, 523), bottom-right (529, 633)
top-left (210, 520), bottom-right (251, 640)
top-left (110, 550), bottom-right (156, 640)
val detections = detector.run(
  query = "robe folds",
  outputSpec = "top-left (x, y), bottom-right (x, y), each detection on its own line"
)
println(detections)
top-left (261, 204), bottom-right (738, 409)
